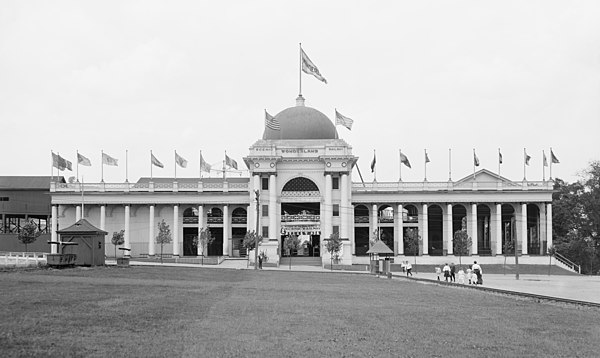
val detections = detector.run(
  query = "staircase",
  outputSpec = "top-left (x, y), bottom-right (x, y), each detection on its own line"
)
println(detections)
top-left (553, 252), bottom-right (581, 274)
top-left (279, 256), bottom-right (322, 267)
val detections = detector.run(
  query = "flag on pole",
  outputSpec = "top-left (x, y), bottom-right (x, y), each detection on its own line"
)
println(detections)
top-left (151, 153), bottom-right (164, 168)
top-left (499, 150), bottom-right (503, 164)
top-left (551, 149), bottom-right (560, 164)
top-left (370, 151), bottom-right (376, 173)
top-left (301, 48), bottom-right (327, 84)
top-left (543, 152), bottom-right (548, 167)
top-left (425, 151), bottom-right (431, 163)
top-left (335, 110), bottom-right (354, 130)
top-left (77, 153), bottom-right (91, 166)
top-left (474, 151), bottom-right (480, 167)
top-left (200, 153), bottom-right (212, 173)
top-left (65, 159), bottom-right (72, 171)
top-left (52, 153), bottom-right (69, 171)
top-left (175, 152), bottom-right (188, 168)
top-left (265, 110), bottom-right (281, 130)
top-left (400, 152), bottom-right (411, 168)
top-left (225, 154), bottom-right (238, 170)
top-left (524, 151), bottom-right (531, 166)
top-left (102, 153), bottom-right (119, 166)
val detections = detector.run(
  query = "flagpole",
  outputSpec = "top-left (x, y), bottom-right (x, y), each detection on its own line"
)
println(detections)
top-left (424, 149), bottom-right (427, 182)
top-left (125, 149), bottom-right (129, 183)
top-left (299, 43), bottom-right (302, 96)
top-left (549, 147), bottom-right (553, 180)
top-left (101, 150), bottom-right (104, 183)
top-left (473, 148), bottom-right (476, 180)
top-left (523, 148), bottom-right (527, 181)
top-left (498, 148), bottom-right (501, 176)
top-left (223, 151), bottom-right (226, 180)
top-left (542, 150), bottom-right (546, 182)
top-left (150, 150), bottom-right (153, 180)
top-left (50, 150), bottom-right (54, 182)
top-left (174, 150), bottom-right (177, 181)
top-left (373, 149), bottom-right (377, 182)
top-left (398, 149), bottom-right (402, 182)
top-left (199, 150), bottom-right (202, 180)
top-left (448, 148), bottom-right (452, 181)
top-left (76, 150), bottom-right (79, 182)
top-left (81, 176), bottom-right (84, 219)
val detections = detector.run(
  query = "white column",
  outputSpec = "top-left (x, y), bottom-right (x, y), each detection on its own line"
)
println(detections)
top-left (124, 205), bottom-right (130, 257)
top-left (268, 174), bottom-right (277, 241)
top-left (75, 205), bottom-right (81, 222)
top-left (246, 205), bottom-right (252, 233)
top-left (495, 203), bottom-right (502, 255)
top-left (471, 203), bottom-right (478, 255)
top-left (100, 205), bottom-right (106, 231)
top-left (149, 205), bottom-right (155, 256)
top-left (521, 203), bottom-right (528, 255)
top-left (197, 205), bottom-right (204, 256)
top-left (51, 205), bottom-right (58, 254)
top-left (351, 204), bottom-right (356, 255)
top-left (546, 203), bottom-right (553, 251)
top-left (223, 205), bottom-right (230, 256)
top-left (347, 174), bottom-right (353, 241)
top-left (371, 204), bottom-right (378, 243)
top-left (340, 174), bottom-right (349, 239)
top-left (396, 204), bottom-right (404, 255)
top-left (446, 204), bottom-right (453, 255)
top-left (422, 204), bottom-right (428, 255)
top-left (323, 174), bottom-right (332, 239)
top-left (173, 205), bottom-right (179, 257)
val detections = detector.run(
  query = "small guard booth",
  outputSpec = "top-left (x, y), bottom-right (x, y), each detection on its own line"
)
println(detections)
top-left (366, 241), bottom-right (394, 276)
top-left (57, 219), bottom-right (107, 266)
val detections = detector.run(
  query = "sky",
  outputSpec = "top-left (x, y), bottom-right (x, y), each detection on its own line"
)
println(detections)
top-left (1, 0), bottom-right (599, 184)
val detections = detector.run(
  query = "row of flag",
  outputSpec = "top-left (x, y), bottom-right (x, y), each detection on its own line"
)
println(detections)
top-left (51, 151), bottom-right (239, 172)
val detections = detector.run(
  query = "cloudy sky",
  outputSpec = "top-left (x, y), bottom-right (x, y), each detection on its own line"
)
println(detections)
top-left (1, 0), bottom-right (599, 184)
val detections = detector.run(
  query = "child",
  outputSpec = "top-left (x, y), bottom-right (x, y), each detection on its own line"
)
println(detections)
top-left (435, 267), bottom-right (441, 280)
top-left (457, 269), bottom-right (465, 284)
top-left (466, 267), bottom-right (473, 284)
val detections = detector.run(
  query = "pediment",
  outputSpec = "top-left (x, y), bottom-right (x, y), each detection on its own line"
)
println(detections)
top-left (455, 169), bottom-right (515, 185)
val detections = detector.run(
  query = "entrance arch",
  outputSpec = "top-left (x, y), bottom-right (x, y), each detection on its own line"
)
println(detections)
top-left (354, 205), bottom-right (370, 256)
top-left (501, 204), bottom-right (515, 254)
top-left (527, 204), bottom-right (541, 255)
top-left (477, 204), bottom-right (491, 255)
top-left (428, 205), bottom-right (443, 255)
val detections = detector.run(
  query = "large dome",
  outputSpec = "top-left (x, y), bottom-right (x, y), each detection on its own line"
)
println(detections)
top-left (262, 97), bottom-right (338, 140)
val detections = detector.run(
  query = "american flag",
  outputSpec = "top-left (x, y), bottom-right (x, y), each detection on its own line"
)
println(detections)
top-left (335, 110), bottom-right (354, 130)
top-left (265, 110), bottom-right (280, 130)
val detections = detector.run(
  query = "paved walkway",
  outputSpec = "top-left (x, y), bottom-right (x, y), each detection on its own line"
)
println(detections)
top-left (113, 259), bottom-right (600, 304)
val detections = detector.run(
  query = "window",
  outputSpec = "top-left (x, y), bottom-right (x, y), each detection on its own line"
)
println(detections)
top-left (262, 226), bottom-right (269, 237)
top-left (332, 177), bottom-right (339, 190)
top-left (333, 226), bottom-right (339, 235)
top-left (333, 204), bottom-right (340, 216)
top-left (0, 197), bottom-right (9, 201)
top-left (262, 177), bottom-right (269, 190)
top-left (262, 205), bottom-right (269, 217)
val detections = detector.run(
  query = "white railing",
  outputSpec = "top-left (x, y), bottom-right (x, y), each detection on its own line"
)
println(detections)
top-left (0, 252), bottom-right (47, 267)
top-left (51, 181), bottom-right (249, 193)
top-left (352, 180), bottom-right (552, 192)
top-left (554, 252), bottom-right (581, 274)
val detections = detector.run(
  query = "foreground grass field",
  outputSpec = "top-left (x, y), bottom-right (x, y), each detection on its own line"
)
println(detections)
top-left (1, 267), bottom-right (598, 357)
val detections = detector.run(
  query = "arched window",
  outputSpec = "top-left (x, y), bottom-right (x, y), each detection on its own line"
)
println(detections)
top-left (403, 205), bottom-right (418, 223)
top-left (282, 177), bottom-right (319, 192)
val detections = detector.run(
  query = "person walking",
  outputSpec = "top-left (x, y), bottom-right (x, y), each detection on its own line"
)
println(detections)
top-left (450, 263), bottom-right (456, 282)
top-left (472, 261), bottom-right (482, 285)
top-left (442, 263), bottom-right (451, 282)
top-left (406, 262), bottom-right (413, 276)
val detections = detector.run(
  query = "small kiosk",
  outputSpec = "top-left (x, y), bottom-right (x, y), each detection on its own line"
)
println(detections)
top-left (366, 241), bottom-right (394, 277)
top-left (56, 219), bottom-right (107, 266)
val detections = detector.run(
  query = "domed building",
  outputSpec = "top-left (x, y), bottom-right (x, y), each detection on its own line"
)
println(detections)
top-left (49, 95), bottom-right (556, 269)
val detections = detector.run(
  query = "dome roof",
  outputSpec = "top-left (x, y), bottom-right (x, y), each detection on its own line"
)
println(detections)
top-left (262, 98), bottom-right (338, 140)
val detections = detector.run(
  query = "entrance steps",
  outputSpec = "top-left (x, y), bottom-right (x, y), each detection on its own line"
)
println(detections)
top-left (279, 256), bottom-right (322, 267)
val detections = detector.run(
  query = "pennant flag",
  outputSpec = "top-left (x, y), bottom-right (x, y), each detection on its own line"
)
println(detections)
top-left (151, 153), bottom-right (164, 168)
top-left (335, 110), bottom-right (354, 130)
top-left (301, 48), bottom-right (327, 84)
top-left (102, 152), bottom-right (119, 166)
top-left (175, 152), bottom-right (188, 168)
top-left (543, 152), bottom-right (548, 167)
top-left (474, 151), bottom-right (480, 167)
top-left (200, 153), bottom-right (212, 173)
top-left (225, 154), bottom-right (238, 170)
top-left (524, 151), bottom-right (531, 166)
top-left (551, 149), bottom-right (560, 164)
top-left (370, 152), bottom-right (376, 173)
top-left (425, 151), bottom-right (431, 163)
top-left (499, 150), bottom-right (503, 164)
top-left (400, 152), bottom-right (411, 168)
top-left (265, 110), bottom-right (281, 130)
top-left (77, 153), bottom-right (92, 166)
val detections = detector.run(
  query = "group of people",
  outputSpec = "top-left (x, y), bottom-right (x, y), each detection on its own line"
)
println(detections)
top-left (436, 261), bottom-right (483, 285)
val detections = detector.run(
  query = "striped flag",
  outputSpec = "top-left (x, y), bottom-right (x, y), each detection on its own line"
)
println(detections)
top-left (335, 110), bottom-right (354, 130)
top-left (225, 154), bottom-right (238, 170)
top-left (151, 153), bottom-right (164, 168)
top-left (77, 153), bottom-right (92, 166)
top-left (175, 152), bottom-right (188, 168)
top-left (301, 48), bottom-right (327, 84)
top-left (265, 110), bottom-right (280, 130)
top-left (102, 152), bottom-right (118, 166)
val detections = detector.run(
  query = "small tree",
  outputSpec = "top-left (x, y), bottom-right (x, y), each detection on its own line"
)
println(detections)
top-left (17, 220), bottom-right (41, 253)
top-left (325, 232), bottom-right (342, 270)
top-left (405, 228), bottom-right (422, 272)
top-left (452, 229), bottom-right (472, 269)
top-left (547, 245), bottom-right (557, 276)
top-left (193, 227), bottom-right (215, 266)
top-left (370, 229), bottom-right (379, 248)
top-left (155, 219), bottom-right (172, 264)
top-left (242, 230), bottom-right (263, 270)
top-left (283, 235), bottom-right (301, 270)
top-left (111, 229), bottom-right (125, 259)
top-left (502, 236), bottom-right (514, 275)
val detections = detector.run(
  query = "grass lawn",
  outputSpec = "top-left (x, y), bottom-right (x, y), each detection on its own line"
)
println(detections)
top-left (1, 266), bottom-right (598, 357)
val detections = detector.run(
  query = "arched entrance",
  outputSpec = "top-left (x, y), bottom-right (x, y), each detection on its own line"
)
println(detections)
top-left (183, 207), bottom-right (199, 256)
top-left (377, 205), bottom-right (394, 254)
top-left (428, 205), bottom-right (443, 255)
top-left (501, 204), bottom-right (515, 254)
top-left (354, 205), bottom-right (370, 256)
top-left (477, 205), bottom-right (491, 255)
top-left (232, 207), bottom-right (247, 257)
top-left (527, 204), bottom-right (541, 255)
top-left (207, 207), bottom-right (223, 256)
top-left (403, 204), bottom-right (419, 254)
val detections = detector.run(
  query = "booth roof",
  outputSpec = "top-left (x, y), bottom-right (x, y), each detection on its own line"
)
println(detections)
top-left (366, 240), bottom-right (394, 254)
top-left (57, 219), bottom-right (107, 235)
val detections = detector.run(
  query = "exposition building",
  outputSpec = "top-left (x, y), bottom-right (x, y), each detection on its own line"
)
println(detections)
top-left (49, 95), bottom-right (555, 266)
